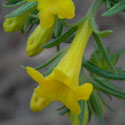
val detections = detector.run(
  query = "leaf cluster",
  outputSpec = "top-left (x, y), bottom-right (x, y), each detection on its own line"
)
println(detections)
top-left (82, 46), bottom-right (125, 125)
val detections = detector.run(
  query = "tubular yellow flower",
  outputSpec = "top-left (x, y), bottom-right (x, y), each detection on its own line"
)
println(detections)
top-left (3, 8), bottom-right (34, 32)
top-left (26, 20), bottom-right (93, 115)
top-left (27, 0), bottom-right (75, 28)
top-left (26, 18), bottom-right (56, 57)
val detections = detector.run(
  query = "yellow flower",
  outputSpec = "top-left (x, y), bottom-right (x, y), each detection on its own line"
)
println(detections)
top-left (27, 0), bottom-right (75, 28)
top-left (3, 8), bottom-right (35, 32)
top-left (26, 18), bottom-right (57, 57)
top-left (26, 20), bottom-right (93, 115)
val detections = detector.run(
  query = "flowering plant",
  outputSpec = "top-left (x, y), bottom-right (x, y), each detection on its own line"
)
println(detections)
top-left (3, 0), bottom-right (125, 124)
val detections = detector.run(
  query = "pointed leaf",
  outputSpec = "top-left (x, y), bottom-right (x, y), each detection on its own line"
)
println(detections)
top-left (93, 77), bottom-right (125, 96)
top-left (42, 26), bottom-right (77, 48)
top-left (93, 33), bottom-right (116, 73)
top-left (5, 2), bottom-right (37, 18)
top-left (89, 91), bottom-right (104, 125)
top-left (82, 61), bottom-right (125, 80)
top-left (3, 0), bottom-right (26, 8)
top-left (92, 81), bottom-right (125, 99)
top-left (103, 0), bottom-right (125, 16)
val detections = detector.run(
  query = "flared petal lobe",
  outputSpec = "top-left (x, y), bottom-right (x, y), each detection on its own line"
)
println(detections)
top-left (27, 67), bottom-right (44, 83)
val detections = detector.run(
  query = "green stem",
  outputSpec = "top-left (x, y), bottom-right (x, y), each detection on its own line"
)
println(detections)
top-left (34, 53), bottom-right (61, 70)
top-left (87, 0), bottom-right (103, 18)
top-left (20, 52), bottom-right (61, 70)
top-left (93, 33), bottom-right (117, 74)
top-left (75, 0), bottom-right (103, 26)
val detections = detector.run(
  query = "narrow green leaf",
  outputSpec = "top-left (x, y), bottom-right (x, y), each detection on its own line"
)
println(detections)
top-left (82, 61), bottom-right (125, 80)
top-left (3, 0), bottom-right (23, 5)
top-left (44, 48), bottom-right (68, 76)
top-left (89, 19), bottom-right (113, 38)
top-left (22, 10), bottom-right (39, 32)
top-left (35, 52), bottom-right (61, 70)
top-left (87, 101), bottom-right (93, 123)
top-left (3, 0), bottom-right (26, 8)
top-left (103, 0), bottom-right (125, 16)
top-left (44, 59), bottom-right (59, 76)
top-left (62, 19), bottom-right (75, 27)
top-left (93, 33), bottom-right (117, 73)
top-left (55, 19), bottom-right (63, 38)
top-left (23, 23), bottom-right (34, 35)
top-left (64, 34), bottom-right (75, 43)
top-left (42, 26), bottom-right (77, 48)
top-left (22, 16), bottom-right (32, 32)
top-left (55, 19), bottom-right (63, 51)
top-left (59, 107), bottom-right (69, 116)
top-left (82, 102), bottom-right (88, 125)
top-left (104, 0), bottom-right (111, 10)
top-left (56, 105), bottom-right (65, 111)
top-left (78, 101), bottom-right (85, 125)
top-left (92, 81), bottom-right (125, 99)
top-left (97, 30), bottom-right (113, 38)
top-left (111, 49), bottom-right (125, 65)
top-left (93, 77), bottom-right (125, 96)
top-left (5, 2), bottom-right (37, 18)
top-left (20, 52), bottom-right (61, 71)
top-left (98, 92), bottom-right (115, 112)
top-left (90, 91), bottom-right (104, 125)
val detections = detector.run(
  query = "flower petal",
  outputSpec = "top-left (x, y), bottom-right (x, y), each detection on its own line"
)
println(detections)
top-left (74, 83), bottom-right (93, 101)
top-left (37, 0), bottom-right (55, 28)
top-left (35, 79), bottom-right (81, 115)
top-left (26, 67), bottom-right (45, 84)
top-left (30, 92), bottom-right (50, 112)
top-left (38, 11), bottom-right (54, 29)
top-left (56, 0), bottom-right (75, 19)
top-left (37, 0), bottom-right (74, 28)
top-left (60, 91), bottom-right (81, 115)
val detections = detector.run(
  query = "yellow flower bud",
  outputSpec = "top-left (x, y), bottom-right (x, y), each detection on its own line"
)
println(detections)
top-left (25, 19), bottom-right (56, 57)
top-left (3, 9), bottom-right (35, 32)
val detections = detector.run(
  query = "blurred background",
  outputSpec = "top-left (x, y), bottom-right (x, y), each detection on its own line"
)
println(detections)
top-left (0, 0), bottom-right (125, 124)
